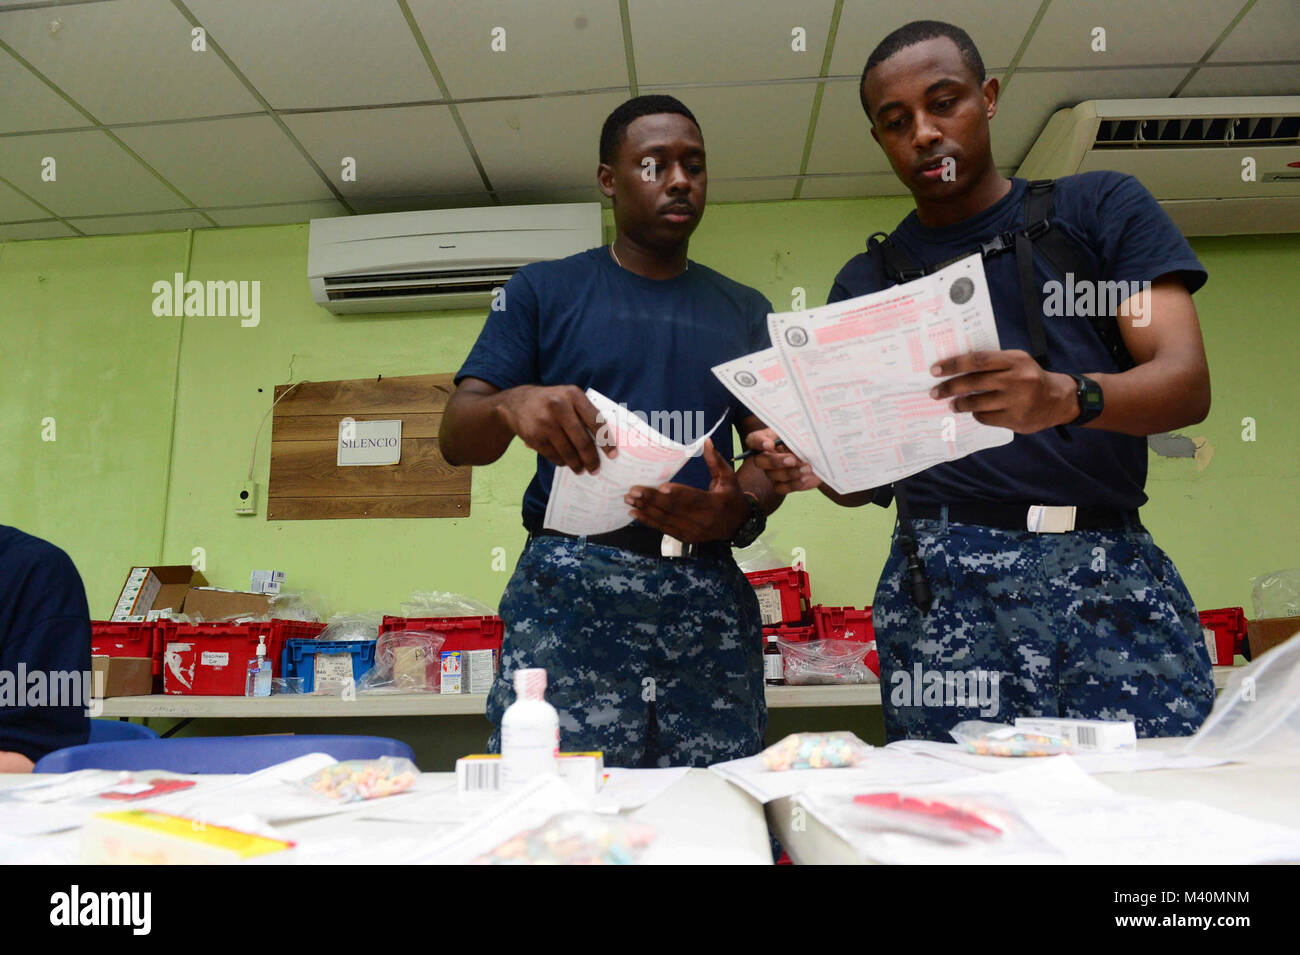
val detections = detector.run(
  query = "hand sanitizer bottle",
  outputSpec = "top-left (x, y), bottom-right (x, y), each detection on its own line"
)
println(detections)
top-left (251, 635), bottom-right (272, 698)
top-left (500, 668), bottom-right (559, 787)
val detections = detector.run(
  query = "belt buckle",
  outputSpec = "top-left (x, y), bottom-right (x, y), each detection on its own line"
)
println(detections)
top-left (660, 534), bottom-right (695, 558)
top-left (1027, 505), bottom-right (1076, 533)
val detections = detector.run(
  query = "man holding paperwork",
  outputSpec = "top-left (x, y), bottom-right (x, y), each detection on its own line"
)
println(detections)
top-left (748, 21), bottom-right (1214, 742)
top-left (440, 96), bottom-right (781, 768)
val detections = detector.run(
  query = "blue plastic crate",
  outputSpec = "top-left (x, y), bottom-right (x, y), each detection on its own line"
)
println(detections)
top-left (281, 639), bottom-right (377, 693)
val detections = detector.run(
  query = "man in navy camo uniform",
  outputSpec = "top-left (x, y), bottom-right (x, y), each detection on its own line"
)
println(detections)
top-left (749, 21), bottom-right (1215, 743)
top-left (441, 96), bottom-right (783, 767)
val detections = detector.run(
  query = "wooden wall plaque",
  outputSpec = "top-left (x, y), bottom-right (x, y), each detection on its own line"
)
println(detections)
top-left (267, 373), bottom-right (470, 520)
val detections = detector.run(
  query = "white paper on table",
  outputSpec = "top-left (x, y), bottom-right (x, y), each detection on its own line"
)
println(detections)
top-left (711, 349), bottom-right (845, 494)
top-left (411, 773), bottom-right (593, 864)
top-left (799, 756), bottom-right (1300, 865)
top-left (887, 739), bottom-right (1229, 775)
top-left (766, 255), bottom-right (1013, 493)
top-left (708, 747), bottom-right (978, 804)
top-left (593, 767), bottom-right (691, 812)
top-left (543, 388), bottom-right (727, 536)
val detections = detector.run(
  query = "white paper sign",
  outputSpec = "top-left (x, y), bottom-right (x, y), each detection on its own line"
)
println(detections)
top-left (337, 419), bottom-right (402, 466)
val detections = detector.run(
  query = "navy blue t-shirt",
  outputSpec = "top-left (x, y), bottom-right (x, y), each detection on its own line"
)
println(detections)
top-left (456, 246), bottom-right (773, 527)
top-left (0, 525), bottom-right (91, 763)
top-left (829, 173), bottom-right (1206, 509)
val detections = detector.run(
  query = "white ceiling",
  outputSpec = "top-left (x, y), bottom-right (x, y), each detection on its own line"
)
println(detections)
top-left (0, 0), bottom-right (1295, 240)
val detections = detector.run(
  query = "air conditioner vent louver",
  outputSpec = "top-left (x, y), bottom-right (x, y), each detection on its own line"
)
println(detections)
top-left (307, 202), bottom-right (602, 313)
top-left (1094, 114), bottom-right (1300, 149)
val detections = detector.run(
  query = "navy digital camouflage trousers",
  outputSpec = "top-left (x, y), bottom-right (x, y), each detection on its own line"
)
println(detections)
top-left (873, 513), bottom-right (1215, 743)
top-left (485, 535), bottom-right (767, 768)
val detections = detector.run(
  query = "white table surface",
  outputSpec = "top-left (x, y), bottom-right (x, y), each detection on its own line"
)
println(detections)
top-left (0, 766), bottom-right (772, 865)
top-left (765, 738), bottom-right (1300, 864)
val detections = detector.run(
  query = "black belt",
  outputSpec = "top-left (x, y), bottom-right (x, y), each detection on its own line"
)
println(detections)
top-left (524, 519), bottom-right (732, 560)
top-left (908, 502), bottom-right (1142, 532)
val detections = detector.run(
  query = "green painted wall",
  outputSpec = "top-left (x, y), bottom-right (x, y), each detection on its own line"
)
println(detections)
top-left (3, 205), bottom-right (1296, 623)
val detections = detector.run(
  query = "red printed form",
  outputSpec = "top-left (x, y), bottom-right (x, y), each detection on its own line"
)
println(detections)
top-left (759, 255), bottom-right (1013, 492)
top-left (543, 388), bottom-right (725, 536)
top-left (711, 349), bottom-right (847, 494)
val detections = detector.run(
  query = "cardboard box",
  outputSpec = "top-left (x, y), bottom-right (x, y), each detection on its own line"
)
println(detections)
top-left (1246, 617), bottom-right (1300, 659)
top-left (91, 655), bottom-right (155, 698)
top-left (110, 566), bottom-right (209, 621)
top-left (249, 570), bottom-right (285, 595)
top-left (182, 587), bottom-right (274, 622)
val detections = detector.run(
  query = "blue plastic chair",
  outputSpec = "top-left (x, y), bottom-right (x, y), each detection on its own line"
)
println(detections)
top-left (33, 734), bottom-right (415, 774)
top-left (89, 719), bottom-right (160, 743)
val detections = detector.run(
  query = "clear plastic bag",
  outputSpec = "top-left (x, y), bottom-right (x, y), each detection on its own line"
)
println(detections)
top-left (356, 630), bottom-right (446, 693)
top-left (473, 811), bottom-right (657, 865)
top-left (1181, 628), bottom-right (1300, 759)
top-left (950, 720), bottom-right (1070, 757)
top-left (734, 537), bottom-right (788, 573)
top-left (778, 638), bottom-right (876, 686)
top-left (317, 612), bottom-right (384, 642)
top-left (400, 590), bottom-right (496, 618)
top-left (1251, 569), bottom-right (1300, 619)
top-left (298, 757), bottom-right (418, 802)
top-left (269, 590), bottom-right (328, 622)
top-left (761, 731), bottom-right (873, 771)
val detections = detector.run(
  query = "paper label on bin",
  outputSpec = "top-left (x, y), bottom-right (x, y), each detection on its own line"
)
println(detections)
top-left (754, 584), bottom-right (783, 626)
top-left (1202, 627), bottom-right (1218, 666)
top-left (314, 653), bottom-right (353, 688)
top-left (200, 651), bottom-right (229, 667)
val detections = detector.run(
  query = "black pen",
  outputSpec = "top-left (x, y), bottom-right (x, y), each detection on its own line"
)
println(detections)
top-left (730, 441), bottom-right (789, 462)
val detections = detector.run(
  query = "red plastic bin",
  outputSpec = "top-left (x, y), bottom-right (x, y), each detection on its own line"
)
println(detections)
top-left (1199, 607), bottom-right (1246, 666)
top-left (162, 622), bottom-right (287, 695)
top-left (812, 605), bottom-right (879, 677)
top-left (379, 615), bottom-right (504, 655)
top-left (271, 619), bottom-right (329, 643)
top-left (745, 567), bottom-right (812, 626)
top-left (91, 621), bottom-right (160, 673)
top-left (762, 623), bottom-right (815, 648)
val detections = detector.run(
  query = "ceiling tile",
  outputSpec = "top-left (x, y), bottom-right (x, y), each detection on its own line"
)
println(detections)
top-left (458, 91), bottom-right (626, 191)
top-left (0, 50), bottom-right (90, 133)
top-left (349, 192), bottom-right (496, 215)
top-left (0, 219), bottom-right (76, 240)
top-left (706, 177), bottom-right (799, 202)
top-left (183, 0), bottom-right (441, 109)
top-left (493, 186), bottom-right (606, 206)
top-left (282, 105), bottom-right (482, 198)
top-left (667, 83), bottom-right (816, 178)
top-left (0, 176), bottom-right (51, 219)
top-left (630, 0), bottom-right (837, 85)
top-left (798, 172), bottom-right (911, 198)
top-left (1210, 0), bottom-right (1300, 63)
top-left (0, 0), bottom-right (261, 123)
top-left (207, 200), bottom-right (349, 227)
top-left (805, 78), bottom-right (895, 175)
top-left (828, 0), bottom-right (1042, 76)
top-left (68, 209), bottom-right (213, 235)
top-left (1179, 64), bottom-right (1300, 97)
top-left (995, 68), bottom-right (1188, 167)
top-left (113, 115), bottom-right (335, 207)
top-left (408, 0), bottom-right (627, 100)
top-left (1019, 0), bottom-right (1237, 68)
top-left (0, 129), bottom-right (188, 215)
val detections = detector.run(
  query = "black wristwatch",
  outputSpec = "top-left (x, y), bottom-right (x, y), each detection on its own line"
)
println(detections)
top-left (729, 492), bottom-right (767, 548)
top-left (1067, 373), bottom-right (1104, 426)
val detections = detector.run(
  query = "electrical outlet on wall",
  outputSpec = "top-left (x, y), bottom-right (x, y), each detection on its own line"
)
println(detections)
top-left (235, 481), bottom-right (257, 515)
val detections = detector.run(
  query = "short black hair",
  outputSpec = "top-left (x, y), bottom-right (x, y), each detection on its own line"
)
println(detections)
top-left (599, 94), bottom-right (701, 165)
top-left (859, 20), bottom-right (986, 118)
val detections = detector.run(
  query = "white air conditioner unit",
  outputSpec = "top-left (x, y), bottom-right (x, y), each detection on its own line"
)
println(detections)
top-left (1016, 96), bottom-right (1300, 236)
top-left (308, 202), bottom-right (603, 313)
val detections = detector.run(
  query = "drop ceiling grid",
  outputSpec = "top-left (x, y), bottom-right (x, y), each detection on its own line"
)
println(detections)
top-left (0, 0), bottom-right (1294, 234)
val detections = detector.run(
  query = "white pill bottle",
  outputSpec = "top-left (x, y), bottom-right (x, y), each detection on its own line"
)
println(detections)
top-left (500, 667), bottom-right (559, 787)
